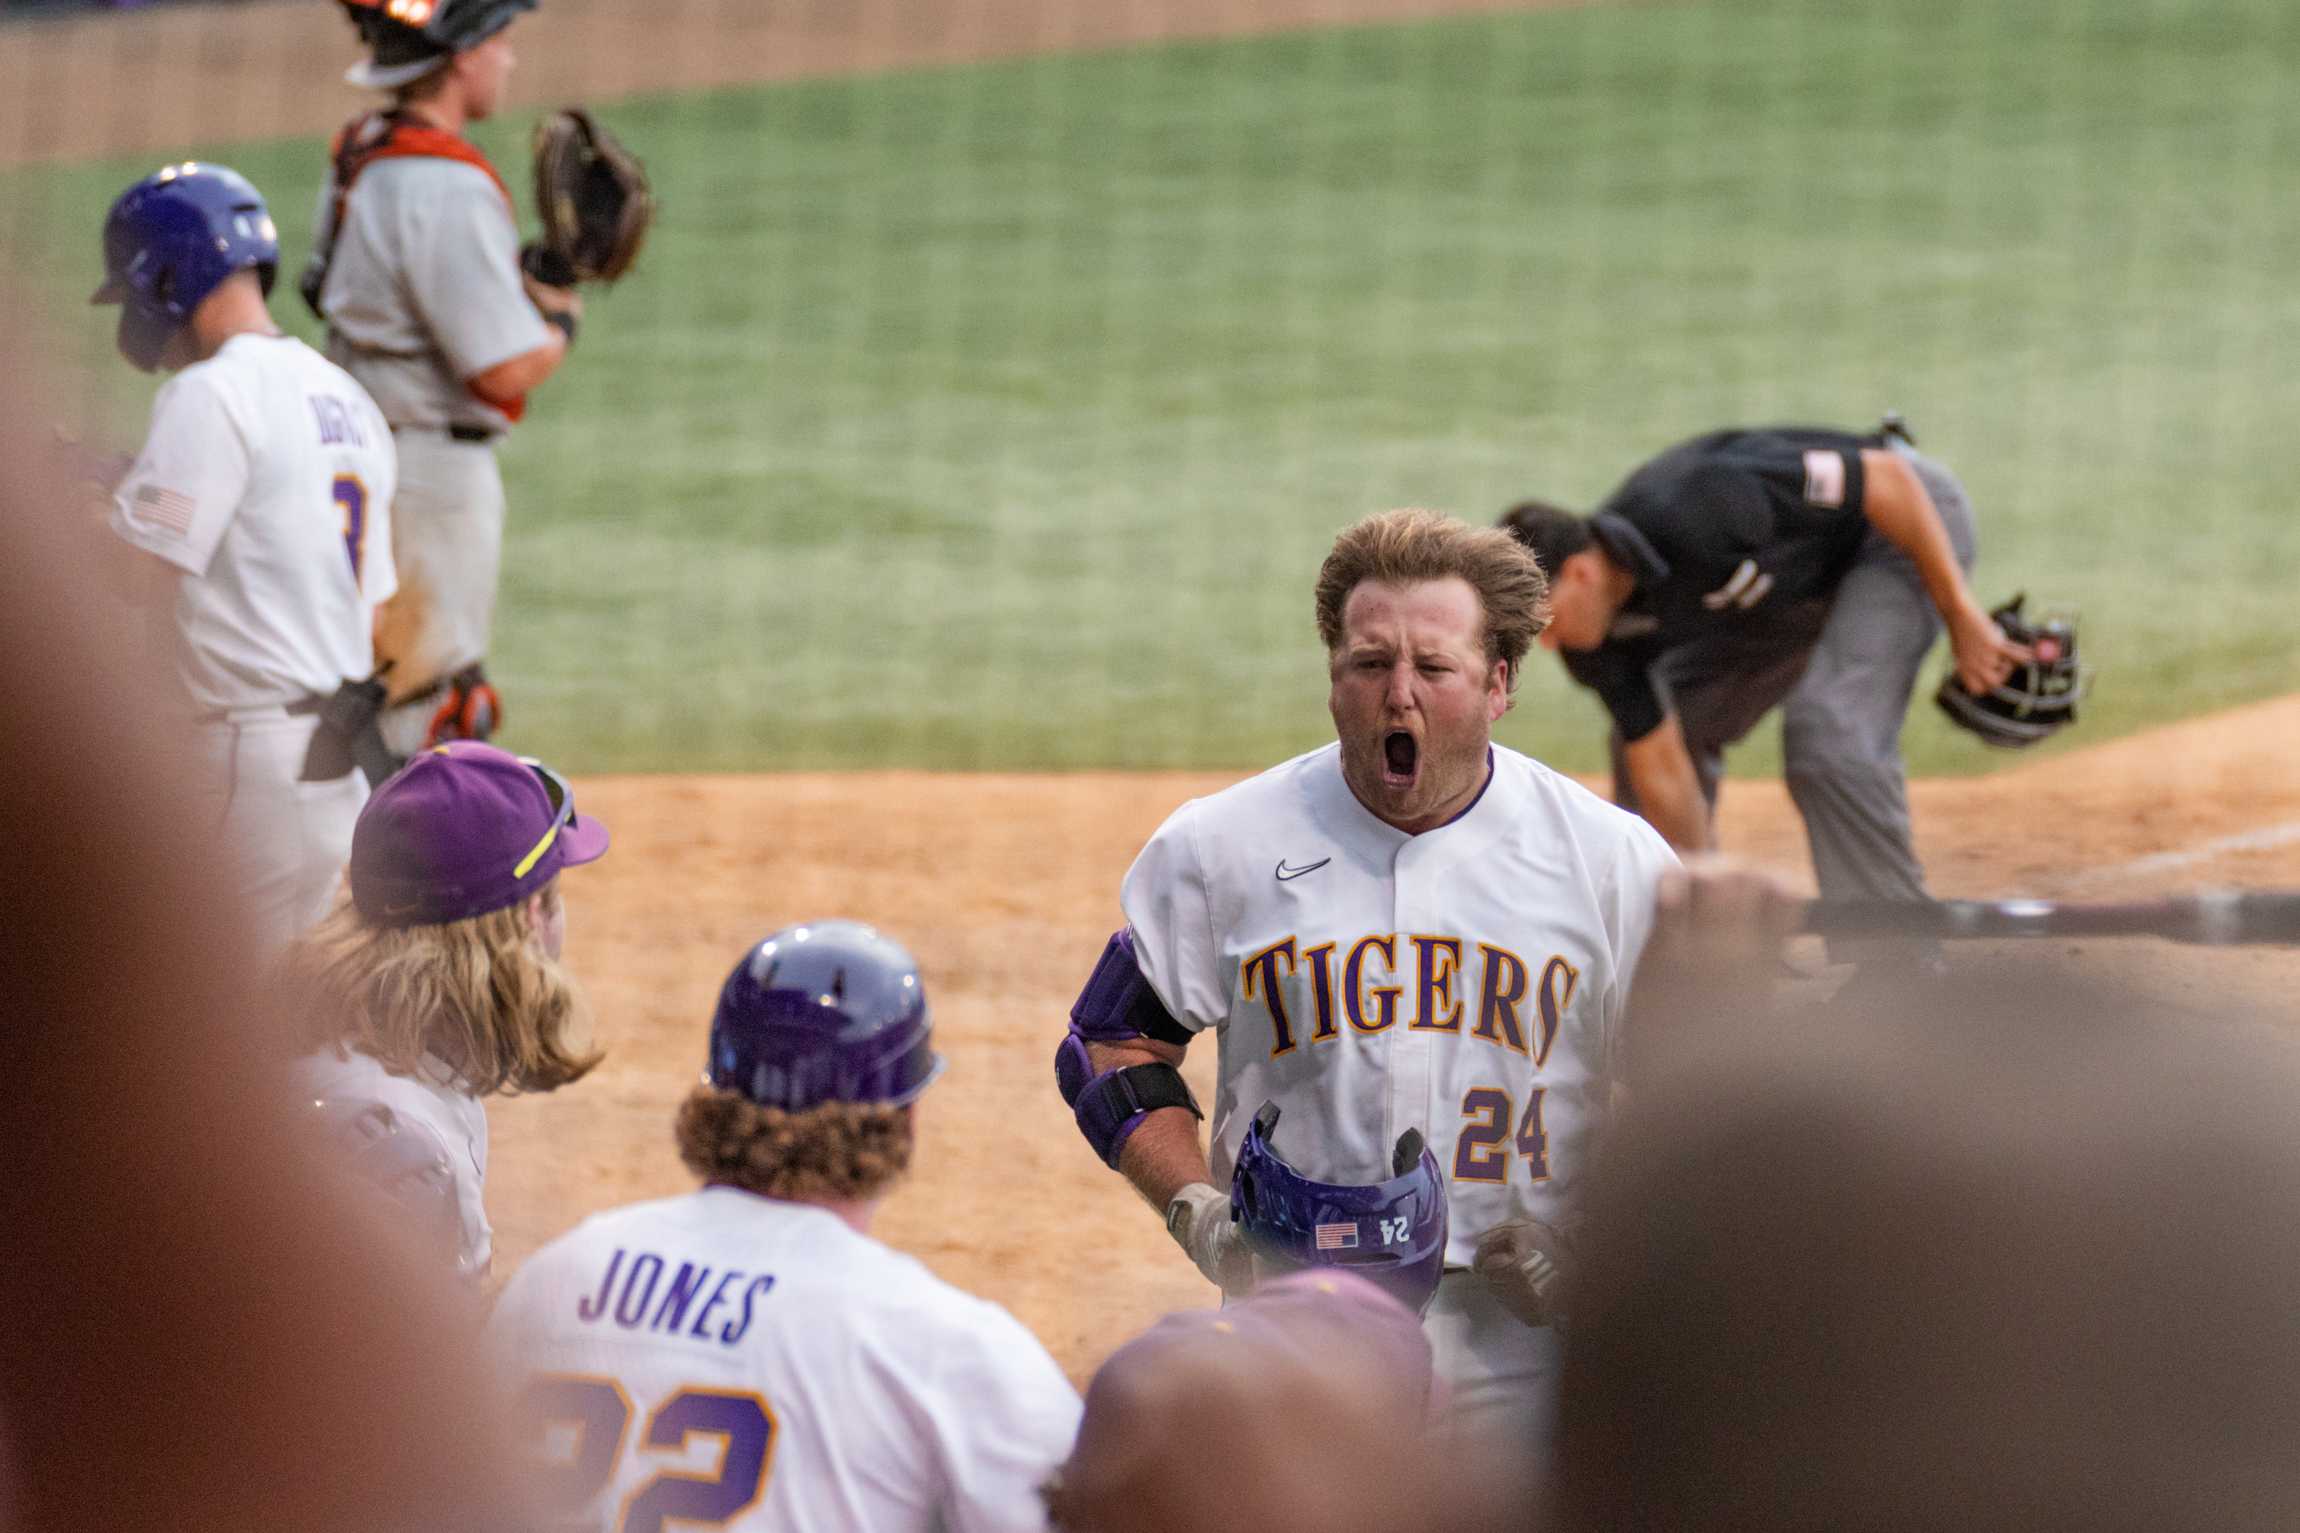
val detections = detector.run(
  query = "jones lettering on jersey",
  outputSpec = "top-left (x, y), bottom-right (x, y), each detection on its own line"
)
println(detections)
top-left (308, 393), bottom-right (370, 448)
top-left (1243, 936), bottom-right (1578, 1062)
top-left (577, 1247), bottom-right (779, 1348)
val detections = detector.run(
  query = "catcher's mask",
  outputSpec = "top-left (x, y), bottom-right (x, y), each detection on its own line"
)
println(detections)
top-left (1231, 1102), bottom-right (1448, 1315)
top-left (338, 0), bottom-right (536, 90)
top-left (706, 921), bottom-right (945, 1112)
top-left (1936, 594), bottom-right (2087, 748)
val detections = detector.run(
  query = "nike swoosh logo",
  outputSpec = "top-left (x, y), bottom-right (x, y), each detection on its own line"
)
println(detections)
top-left (1274, 858), bottom-right (1331, 881)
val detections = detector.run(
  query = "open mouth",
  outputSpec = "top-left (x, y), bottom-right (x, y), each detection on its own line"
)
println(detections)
top-left (1382, 730), bottom-right (1419, 785)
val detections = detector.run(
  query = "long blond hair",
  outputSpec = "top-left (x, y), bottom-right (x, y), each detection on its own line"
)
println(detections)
top-left (281, 880), bottom-right (600, 1096)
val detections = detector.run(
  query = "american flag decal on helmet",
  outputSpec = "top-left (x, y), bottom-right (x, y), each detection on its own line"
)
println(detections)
top-left (1314, 1222), bottom-right (1360, 1251)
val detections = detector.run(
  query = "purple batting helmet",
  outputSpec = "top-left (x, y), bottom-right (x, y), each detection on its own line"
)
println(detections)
top-left (1231, 1101), bottom-right (1448, 1315)
top-left (92, 162), bottom-right (278, 371)
top-left (706, 921), bottom-right (946, 1112)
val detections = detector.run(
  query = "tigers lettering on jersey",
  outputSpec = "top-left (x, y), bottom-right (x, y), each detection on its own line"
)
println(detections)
top-left (1241, 933), bottom-right (1579, 1062)
top-left (574, 1246), bottom-right (777, 1348)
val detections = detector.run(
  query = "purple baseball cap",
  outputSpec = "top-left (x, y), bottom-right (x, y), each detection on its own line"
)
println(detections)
top-left (349, 743), bottom-right (610, 927)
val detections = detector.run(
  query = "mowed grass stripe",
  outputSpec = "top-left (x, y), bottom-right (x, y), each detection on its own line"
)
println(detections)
top-left (5, 0), bottom-right (2296, 774)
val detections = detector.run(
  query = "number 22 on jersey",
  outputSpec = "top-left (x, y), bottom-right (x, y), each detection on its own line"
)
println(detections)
top-left (521, 1374), bottom-right (776, 1532)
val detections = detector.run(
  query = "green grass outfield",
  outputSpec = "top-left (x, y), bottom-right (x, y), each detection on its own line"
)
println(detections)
top-left (8, 0), bottom-right (2297, 774)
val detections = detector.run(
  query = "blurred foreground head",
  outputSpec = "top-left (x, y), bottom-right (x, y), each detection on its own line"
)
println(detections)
top-left (1554, 951), bottom-right (2300, 1532)
top-left (1047, 1270), bottom-right (1511, 1533)
top-left (0, 325), bottom-right (532, 1530)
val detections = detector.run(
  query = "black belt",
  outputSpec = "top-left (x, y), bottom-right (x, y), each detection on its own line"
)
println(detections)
top-left (390, 422), bottom-right (498, 444)
top-left (290, 678), bottom-right (396, 785)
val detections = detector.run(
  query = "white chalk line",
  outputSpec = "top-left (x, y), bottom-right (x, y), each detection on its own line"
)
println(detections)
top-left (2057, 819), bottom-right (2300, 892)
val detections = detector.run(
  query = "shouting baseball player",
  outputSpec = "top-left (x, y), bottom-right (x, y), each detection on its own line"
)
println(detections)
top-left (490, 921), bottom-right (1082, 1532)
top-left (305, 0), bottom-right (581, 763)
top-left (282, 740), bottom-right (610, 1280)
top-left (1057, 508), bottom-right (1678, 1451)
top-left (1501, 419), bottom-right (2029, 973)
top-left (93, 162), bottom-right (398, 950)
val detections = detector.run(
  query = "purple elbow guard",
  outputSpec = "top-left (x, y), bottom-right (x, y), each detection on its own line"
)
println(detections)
top-left (1058, 929), bottom-right (1201, 1167)
top-left (1071, 927), bottom-right (1155, 1042)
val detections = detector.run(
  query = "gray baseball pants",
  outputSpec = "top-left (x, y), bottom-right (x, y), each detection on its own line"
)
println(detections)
top-left (373, 430), bottom-right (507, 756)
top-left (1609, 447), bottom-right (1979, 921)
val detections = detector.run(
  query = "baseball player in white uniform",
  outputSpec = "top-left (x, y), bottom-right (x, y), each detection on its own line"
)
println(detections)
top-left (94, 162), bottom-right (397, 951)
top-left (282, 740), bottom-right (612, 1281)
top-left (490, 922), bottom-right (1081, 1531)
top-left (1056, 508), bottom-right (1678, 1453)
top-left (305, 0), bottom-right (581, 761)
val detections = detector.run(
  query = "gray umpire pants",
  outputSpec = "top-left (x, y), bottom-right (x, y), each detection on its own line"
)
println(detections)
top-left (1610, 446), bottom-right (1979, 925)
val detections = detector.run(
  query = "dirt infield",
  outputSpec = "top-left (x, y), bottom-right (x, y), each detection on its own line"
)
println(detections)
top-left (490, 695), bottom-right (2300, 1380)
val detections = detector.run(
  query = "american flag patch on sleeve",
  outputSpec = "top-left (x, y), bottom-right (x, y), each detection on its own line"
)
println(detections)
top-left (131, 484), bottom-right (197, 538)
top-left (1314, 1222), bottom-right (1360, 1251)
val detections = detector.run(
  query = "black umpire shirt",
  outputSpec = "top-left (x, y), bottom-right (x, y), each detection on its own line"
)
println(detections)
top-left (1562, 426), bottom-right (1882, 742)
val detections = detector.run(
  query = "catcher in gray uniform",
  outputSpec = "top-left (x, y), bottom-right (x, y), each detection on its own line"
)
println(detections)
top-left (307, 0), bottom-right (648, 767)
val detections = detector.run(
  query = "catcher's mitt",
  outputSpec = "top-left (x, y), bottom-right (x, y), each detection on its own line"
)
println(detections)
top-left (524, 106), bottom-right (653, 287)
top-left (1936, 594), bottom-right (2086, 749)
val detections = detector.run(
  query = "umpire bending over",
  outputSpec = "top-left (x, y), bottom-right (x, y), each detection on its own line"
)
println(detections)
top-left (1503, 419), bottom-right (2026, 937)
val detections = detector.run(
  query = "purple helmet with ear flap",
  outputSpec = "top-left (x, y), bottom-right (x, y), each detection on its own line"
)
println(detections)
top-left (92, 163), bottom-right (279, 372)
top-left (1230, 1101), bottom-right (1449, 1315)
top-left (707, 921), bottom-right (946, 1112)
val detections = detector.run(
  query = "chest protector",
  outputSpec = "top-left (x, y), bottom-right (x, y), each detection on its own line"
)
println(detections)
top-left (299, 111), bottom-right (527, 422)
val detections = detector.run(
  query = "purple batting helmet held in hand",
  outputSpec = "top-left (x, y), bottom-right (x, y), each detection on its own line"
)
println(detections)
top-left (707, 921), bottom-right (946, 1112)
top-left (1231, 1101), bottom-right (1448, 1315)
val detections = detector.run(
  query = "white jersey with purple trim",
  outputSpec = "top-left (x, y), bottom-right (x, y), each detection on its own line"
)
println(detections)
top-left (111, 332), bottom-right (395, 713)
top-left (488, 1187), bottom-right (1082, 1533)
top-left (1122, 741), bottom-right (1677, 1267)
top-left (293, 1047), bottom-right (490, 1279)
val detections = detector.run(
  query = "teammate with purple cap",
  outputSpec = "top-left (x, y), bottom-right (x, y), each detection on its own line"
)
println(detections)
top-left (281, 740), bottom-right (610, 1279)
top-left (488, 921), bottom-right (1081, 1533)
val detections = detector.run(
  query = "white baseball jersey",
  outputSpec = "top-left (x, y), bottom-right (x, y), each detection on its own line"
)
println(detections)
top-left (1123, 742), bottom-right (1677, 1267)
top-left (294, 1046), bottom-right (491, 1277)
top-left (489, 1187), bottom-right (1082, 1533)
top-left (110, 333), bottom-right (396, 713)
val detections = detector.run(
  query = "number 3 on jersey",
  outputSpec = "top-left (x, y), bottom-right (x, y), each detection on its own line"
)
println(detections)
top-left (521, 1374), bottom-right (776, 1532)
top-left (1452, 1086), bottom-right (1548, 1185)
top-left (331, 474), bottom-right (367, 587)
